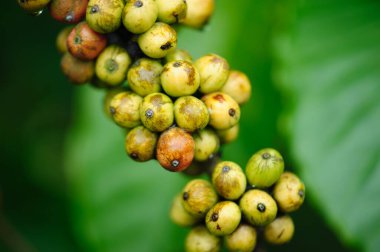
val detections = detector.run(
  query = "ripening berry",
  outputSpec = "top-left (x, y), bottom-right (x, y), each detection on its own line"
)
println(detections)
top-left (202, 92), bottom-right (240, 130)
top-left (181, 0), bottom-right (214, 29)
top-left (220, 70), bottom-right (251, 105)
top-left (273, 172), bottom-right (305, 212)
top-left (264, 215), bottom-right (295, 245)
top-left (127, 58), bottom-right (162, 96)
top-left (67, 21), bottom-right (107, 61)
top-left (50, 0), bottom-right (88, 23)
top-left (122, 0), bottom-right (158, 34)
top-left (156, 0), bottom-right (187, 24)
top-left (86, 0), bottom-right (124, 33)
top-left (239, 189), bottom-right (277, 226)
top-left (216, 124), bottom-right (239, 144)
top-left (185, 225), bottom-right (221, 252)
top-left (206, 201), bottom-right (241, 236)
top-left (170, 194), bottom-right (201, 227)
top-left (245, 148), bottom-right (284, 188)
top-left (156, 127), bottom-right (194, 172)
top-left (125, 126), bottom-right (157, 161)
top-left (109, 91), bottom-right (143, 128)
top-left (56, 26), bottom-right (73, 54)
top-left (140, 93), bottom-right (174, 132)
top-left (60, 52), bottom-right (94, 84)
top-left (17, 0), bottom-right (51, 13)
top-left (225, 224), bottom-right (257, 252)
top-left (173, 96), bottom-right (209, 132)
top-left (193, 129), bottom-right (219, 162)
top-left (103, 87), bottom-right (126, 118)
top-left (165, 49), bottom-right (192, 63)
top-left (138, 22), bottom-right (177, 58)
top-left (195, 54), bottom-right (229, 94)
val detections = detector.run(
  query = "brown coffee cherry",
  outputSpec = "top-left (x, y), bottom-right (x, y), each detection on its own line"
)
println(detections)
top-left (17, 0), bottom-right (51, 13)
top-left (122, 0), bottom-right (158, 34)
top-left (109, 91), bottom-right (143, 128)
top-left (225, 224), bottom-right (257, 252)
top-left (216, 124), bottom-right (239, 144)
top-left (170, 194), bottom-right (201, 227)
top-left (239, 189), bottom-right (277, 226)
top-left (202, 92), bottom-right (240, 130)
top-left (211, 161), bottom-right (246, 200)
top-left (103, 87), bottom-right (126, 118)
top-left (138, 22), bottom-right (177, 58)
top-left (273, 172), bottom-right (305, 213)
top-left (161, 60), bottom-right (200, 97)
top-left (185, 225), bottom-right (221, 252)
top-left (181, 179), bottom-right (218, 217)
top-left (156, 0), bottom-right (187, 24)
top-left (156, 127), bottom-right (194, 172)
top-left (220, 70), bottom-right (251, 105)
top-left (173, 96), bottom-right (209, 132)
top-left (206, 201), bottom-right (241, 236)
top-left (181, 0), bottom-right (214, 29)
top-left (264, 215), bottom-right (295, 245)
top-left (165, 48), bottom-right (192, 63)
top-left (67, 21), bottom-right (107, 61)
top-left (86, 0), bottom-right (124, 33)
top-left (125, 126), bottom-right (157, 161)
top-left (60, 52), bottom-right (94, 84)
top-left (50, 0), bottom-right (88, 23)
top-left (127, 58), bottom-right (162, 96)
top-left (193, 129), bottom-right (219, 162)
top-left (140, 93), bottom-right (174, 132)
top-left (56, 26), bottom-right (73, 54)
top-left (195, 54), bottom-right (229, 94)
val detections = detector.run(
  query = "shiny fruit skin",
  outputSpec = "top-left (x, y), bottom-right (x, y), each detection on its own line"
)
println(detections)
top-left (50, 0), bottom-right (88, 23)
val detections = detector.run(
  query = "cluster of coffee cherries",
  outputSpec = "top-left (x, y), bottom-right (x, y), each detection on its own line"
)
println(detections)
top-left (170, 148), bottom-right (305, 251)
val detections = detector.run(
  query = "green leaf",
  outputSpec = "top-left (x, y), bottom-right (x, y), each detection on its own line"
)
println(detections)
top-left (274, 1), bottom-right (380, 251)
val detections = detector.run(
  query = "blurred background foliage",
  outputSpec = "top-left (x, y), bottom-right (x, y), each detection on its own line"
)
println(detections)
top-left (1, 0), bottom-right (379, 251)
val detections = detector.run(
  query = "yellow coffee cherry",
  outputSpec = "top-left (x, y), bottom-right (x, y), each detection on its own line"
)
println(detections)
top-left (205, 201), bottom-right (241, 236)
top-left (220, 70), bottom-right (251, 105)
top-left (173, 96), bottom-right (209, 132)
top-left (122, 0), bottom-right (158, 34)
top-left (124, 126), bottom-right (157, 161)
top-left (181, 0), bottom-right (214, 29)
top-left (170, 194), bottom-right (201, 227)
top-left (127, 58), bottom-right (162, 96)
top-left (109, 91), bottom-right (143, 128)
top-left (193, 129), bottom-right (220, 162)
top-left (86, 0), bottom-right (124, 33)
top-left (156, 0), bottom-right (187, 24)
top-left (56, 26), bottom-right (73, 54)
top-left (185, 225), bottom-right (221, 252)
top-left (17, 0), bottom-right (51, 13)
top-left (165, 49), bottom-right (192, 63)
top-left (225, 224), bottom-right (257, 252)
top-left (103, 87), bottom-right (127, 118)
top-left (273, 172), bottom-right (305, 212)
top-left (216, 124), bottom-right (239, 144)
top-left (264, 215), bottom-right (295, 245)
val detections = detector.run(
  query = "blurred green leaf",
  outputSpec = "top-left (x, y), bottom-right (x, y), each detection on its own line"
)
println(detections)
top-left (274, 1), bottom-right (380, 251)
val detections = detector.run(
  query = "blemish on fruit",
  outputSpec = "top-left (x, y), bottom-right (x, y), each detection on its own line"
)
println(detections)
top-left (257, 203), bottom-right (266, 212)
top-left (145, 109), bottom-right (154, 118)
top-left (183, 192), bottom-right (189, 200)
top-left (90, 5), bottom-right (99, 14)
top-left (211, 213), bottom-right (218, 222)
top-left (228, 108), bottom-right (236, 117)
top-left (160, 42), bottom-right (172, 50)
top-left (213, 94), bottom-right (225, 103)
top-left (171, 159), bottom-right (180, 167)
top-left (110, 107), bottom-right (116, 115)
top-left (134, 0), bottom-right (143, 7)
top-left (262, 152), bottom-right (271, 159)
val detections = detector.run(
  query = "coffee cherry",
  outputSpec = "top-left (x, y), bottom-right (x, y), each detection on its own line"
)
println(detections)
top-left (165, 49), bottom-right (192, 63)
top-left (216, 124), bottom-right (239, 144)
top-left (156, 0), bottom-right (187, 24)
top-left (138, 22), bottom-right (177, 58)
top-left (220, 70), bottom-right (251, 105)
top-left (202, 92), bottom-right (240, 130)
top-left (122, 0), bottom-right (158, 34)
top-left (245, 148), bottom-right (284, 188)
top-left (50, 0), bottom-right (88, 23)
top-left (103, 87), bottom-right (126, 118)
top-left (182, 0), bottom-right (214, 29)
top-left (161, 60), bottom-right (200, 97)
top-left (185, 225), bottom-right (221, 252)
top-left (170, 194), bottom-right (201, 227)
top-left (86, 0), bottom-right (124, 33)
top-left (206, 201), bottom-right (241, 236)
top-left (67, 21), bottom-right (107, 61)
top-left (193, 129), bottom-right (219, 162)
top-left (173, 96), bottom-right (209, 132)
top-left (225, 224), bottom-right (257, 252)
top-left (140, 93), bottom-right (174, 132)
top-left (125, 126), bottom-right (157, 161)
top-left (239, 189), bottom-right (277, 226)
top-left (96, 45), bottom-right (131, 86)
top-left (156, 127), bottom-right (194, 172)
top-left (211, 161), bottom-right (246, 200)
top-left (109, 91), bottom-right (143, 128)
top-left (56, 26), bottom-right (73, 54)
top-left (195, 54), bottom-right (229, 94)
top-left (127, 58), bottom-right (162, 96)
top-left (17, 0), bottom-right (51, 13)
top-left (181, 179), bottom-right (218, 217)
top-left (61, 52), bottom-right (94, 84)
top-left (264, 215), bottom-right (294, 245)
top-left (273, 172), bottom-right (305, 212)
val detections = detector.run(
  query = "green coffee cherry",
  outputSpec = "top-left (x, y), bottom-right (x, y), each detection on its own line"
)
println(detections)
top-left (127, 58), bottom-right (162, 96)
top-left (239, 189), bottom-right (277, 226)
top-left (181, 0), bottom-right (214, 29)
top-left (140, 93), bottom-right (174, 132)
top-left (161, 60), bottom-right (200, 97)
top-left (185, 225), bottom-right (221, 252)
top-left (264, 215), bottom-right (295, 245)
top-left (193, 129), bottom-right (219, 162)
top-left (122, 0), bottom-right (158, 34)
top-left (103, 87), bottom-right (126, 118)
top-left (273, 172), bottom-right (305, 212)
top-left (195, 54), bottom-right (229, 94)
top-left (165, 49), bottom-right (192, 63)
top-left (206, 201), bottom-right (241, 236)
top-left (170, 194), bottom-right (201, 227)
top-left (181, 179), bottom-right (218, 217)
top-left (96, 45), bottom-right (132, 86)
top-left (86, 0), bottom-right (124, 33)
top-left (125, 126), bottom-right (157, 161)
top-left (174, 96), bottom-right (209, 132)
top-left (202, 92), bottom-right (240, 130)
top-left (225, 224), bottom-right (257, 252)
top-left (156, 0), bottom-right (187, 24)
top-left (138, 22), bottom-right (177, 58)
top-left (245, 148), bottom-right (284, 188)
top-left (18, 0), bottom-right (51, 13)
top-left (216, 124), bottom-right (239, 144)
top-left (211, 161), bottom-right (246, 200)
top-left (220, 70), bottom-right (251, 105)
top-left (109, 91), bottom-right (143, 128)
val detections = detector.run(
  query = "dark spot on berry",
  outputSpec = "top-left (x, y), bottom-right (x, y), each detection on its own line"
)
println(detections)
top-left (145, 109), bottom-right (154, 118)
top-left (74, 35), bottom-right (81, 44)
top-left (262, 152), bottom-right (271, 160)
top-left (65, 12), bottom-right (74, 22)
top-left (134, 0), bottom-right (143, 7)
top-left (213, 94), bottom-right (225, 103)
top-left (130, 153), bottom-right (138, 160)
top-left (171, 159), bottom-right (180, 168)
top-left (90, 5), bottom-right (99, 14)
top-left (257, 203), bottom-right (266, 212)
top-left (228, 108), bottom-right (236, 117)
top-left (222, 166), bottom-right (230, 173)
top-left (277, 229), bottom-right (285, 239)
top-left (211, 213), bottom-right (218, 222)
top-left (173, 62), bottom-right (182, 67)
top-left (110, 107), bottom-right (116, 115)
top-left (20, 0), bottom-right (26, 3)
top-left (183, 192), bottom-right (189, 200)
top-left (216, 224), bottom-right (221, 230)
top-left (160, 42), bottom-right (172, 50)
top-left (298, 189), bottom-right (305, 198)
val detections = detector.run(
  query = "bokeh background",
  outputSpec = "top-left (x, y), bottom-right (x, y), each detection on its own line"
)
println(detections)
top-left (1, 0), bottom-right (379, 251)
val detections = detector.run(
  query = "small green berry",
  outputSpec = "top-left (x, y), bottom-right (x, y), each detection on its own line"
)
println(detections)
top-left (109, 91), bottom-right (143, 128)
top-left (174, 96), bottom-right (209, 132)
top-left (156, 0), bottom-right (187, 24)
top-left (165, 49), bottom-right (192, 63)
top-left (206, 201), bottom-right (241, 236)
top-left (225, 224), bottom-right (257, 252)
top-left (193, 129), bottom-right (219, 162)
top-left (181, 0), bottom-right (214, 29)
top-left (170, 194), bottom-right (201, 227)
top-left (273, 172), bottom-right (305, 212)
top-left (264, 215), bottom-right (295, 245)
top-left (216, 124), bottom-right (239, 144)
top-left (185, 225), bottom-right (221, 252)
top-left (122, 0), bottom-right (158, 34)
top-left (220, 70), bottom-right (251, 105)
top-left (86, 0), bottom-right (124, 33)
top-left (125, 126), bottom-right (157, 161)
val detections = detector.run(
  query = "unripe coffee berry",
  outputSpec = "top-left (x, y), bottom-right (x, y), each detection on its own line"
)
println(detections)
top-left (220, 70), bottom-right (251, 105)
top-left (86, 0), bottom-right (124, 33)
top-left (193, 129), bottom-right (219, 162)
top-left (216, 124), bottom-right (239, 144)
top-left (122, 0), bottom-right (158, 34)
top-left (185, 225), bottom-right (221, 252)
top-left (173, 96), bottom-right (209, 132)
top-left (264, 215), bottom-right (295, 245)
top-left (140, 93), bottom-right (174, 132)
top-left (109, 91), bottom-right (143, 128)
top-left (181, 0), bottom-right (214, 29)
top-left (245, 148), bottom-right (284, 188)
top-left (225, 224), bottom-right (257, 252)
top-left (50, 0), bottom-right (88, 23)
top-left (273, 172), bottom-right (305, 212)
top-left (60, 52), bottom-right (94, 84)
top-left (156, 0), bottom-right (187, 24)
top-left (211, 161), bottom-right (246, 200)
top-left (165, 49), bottom-right (192, 63)
top-left (56, 26), bottom-right (73, 54)
top-left (161, 60), bottom-right (200, 97)
top-left (206, 201), bottom-right (241, 236)
top-left (239, 189), bottom-right (277, 226)
top-left (170, 194), bottom-right (201, 227)
top-left (125, 126), bottom-right (157, 161)
top-left (103, 87), bottom-right (126, 118)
